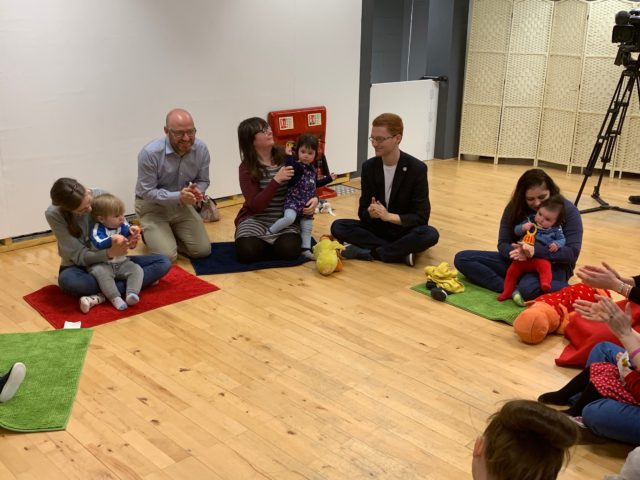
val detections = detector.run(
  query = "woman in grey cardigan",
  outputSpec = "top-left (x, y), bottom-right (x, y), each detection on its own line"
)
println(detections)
top-left (45, 178), bottom-right (171, 312)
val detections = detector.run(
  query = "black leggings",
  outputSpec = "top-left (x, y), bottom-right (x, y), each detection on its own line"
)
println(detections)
top-left (235, 233), bottom-right (301, 263)
top-left (539, 366), bottom-right (604, 416)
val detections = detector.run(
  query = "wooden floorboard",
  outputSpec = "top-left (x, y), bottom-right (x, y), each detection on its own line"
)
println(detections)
top-left (1, 159), bottom-right (638, 479)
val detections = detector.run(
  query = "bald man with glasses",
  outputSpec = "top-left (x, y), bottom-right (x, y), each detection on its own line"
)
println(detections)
top-left (135, 108), bottom-right (212, 262)
top-left (330, 113), bottom-right (439, 267)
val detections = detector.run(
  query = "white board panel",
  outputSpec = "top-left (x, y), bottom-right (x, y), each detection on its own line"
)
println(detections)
top-left (0, 0), bottom-right (362, 238)
top-left (368, 80), bottom-right (439, 161)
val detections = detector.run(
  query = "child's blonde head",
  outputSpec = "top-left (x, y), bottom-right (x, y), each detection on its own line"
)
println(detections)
top-left (91, 194), bottom-right (125, 220)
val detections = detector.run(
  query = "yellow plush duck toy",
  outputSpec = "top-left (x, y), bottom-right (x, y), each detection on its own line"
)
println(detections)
top-left (312, 235), bottom-right (345, 275)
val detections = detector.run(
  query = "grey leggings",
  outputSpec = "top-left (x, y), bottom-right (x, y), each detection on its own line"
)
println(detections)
top-left (88, 260), bottom-right (143, 300)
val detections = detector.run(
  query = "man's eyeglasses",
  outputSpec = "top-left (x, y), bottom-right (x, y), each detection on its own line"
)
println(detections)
top-left (368, 135), bottom-right (394, 143)
top-left (168, 128), bottom-right (197, 138)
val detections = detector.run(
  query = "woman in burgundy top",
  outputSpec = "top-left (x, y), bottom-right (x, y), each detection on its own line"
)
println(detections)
top-left (234, 117), bottom-right (318, 263)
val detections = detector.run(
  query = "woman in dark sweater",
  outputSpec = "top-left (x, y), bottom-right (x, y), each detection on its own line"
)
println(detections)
top-left (454, 168), bottom-right (583, 302)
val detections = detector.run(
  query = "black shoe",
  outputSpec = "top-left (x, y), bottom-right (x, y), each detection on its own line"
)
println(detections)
top-left (629, 195), bottom-right (640, 205)
top-left (431, 287), bottom-right (448, 302)
top-left (425, 280), bottom-right (437, 290)
top-left (538, 391), bottom-right (570, 406)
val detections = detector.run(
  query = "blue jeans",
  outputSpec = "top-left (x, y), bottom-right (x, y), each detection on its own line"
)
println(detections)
top-left (59, 254), bottom-right (172, 297)
top-left (299, 217), bottom-right (313, 250)
top-left (453, 250), bottom-right (570, 301)
top-left (581, 342), bottom-right (640, 444)
top-left (330, 219), bottom-right (439, 263)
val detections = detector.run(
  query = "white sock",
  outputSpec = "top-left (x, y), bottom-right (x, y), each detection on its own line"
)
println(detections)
top-left (126, 292), bottom-right (140, 306)
top-left (79, 293), bottom-right (106, 314)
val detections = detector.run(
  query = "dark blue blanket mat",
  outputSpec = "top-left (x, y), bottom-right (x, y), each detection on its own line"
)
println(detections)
top-left (190, 241), bottom-right (313, 275)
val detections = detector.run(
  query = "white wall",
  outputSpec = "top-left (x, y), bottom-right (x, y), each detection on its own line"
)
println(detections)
top-left (369, 80), bottom-right (439, 160)
top-left (0, 0), bottom-right (362, 238)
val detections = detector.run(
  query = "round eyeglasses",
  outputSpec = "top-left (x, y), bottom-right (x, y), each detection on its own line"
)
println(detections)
top-left (368, 135), bottom-right (394, 143)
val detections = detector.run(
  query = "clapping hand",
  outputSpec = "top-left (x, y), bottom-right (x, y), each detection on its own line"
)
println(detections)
top-left (574, 294), bottom-right (634, 339)
top-left (107, 234), bottom-right (129, 257)
top-left (509, 242), bottom-right (533, 261)
top-left (187, 182), bottom-right (204, 203)
top-left (368, 197), bottom-right (388, 220)
top-left (128, 225), bottom-right (143, 249)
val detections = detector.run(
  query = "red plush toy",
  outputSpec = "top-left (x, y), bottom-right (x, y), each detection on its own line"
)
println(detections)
top-left (513, 283), bottom-right (610, 344)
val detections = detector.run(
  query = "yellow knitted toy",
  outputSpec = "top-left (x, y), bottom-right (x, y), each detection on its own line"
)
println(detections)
top-left (312, 235), bottom-right (346, 276)
top-left (424, 262), bottom-right (465, 293)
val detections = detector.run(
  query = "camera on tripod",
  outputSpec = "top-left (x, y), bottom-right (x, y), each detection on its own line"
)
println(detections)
top-left (574, 8), bottom-right (640, 215)
top-left (613, 9), bottom-right (640, 65)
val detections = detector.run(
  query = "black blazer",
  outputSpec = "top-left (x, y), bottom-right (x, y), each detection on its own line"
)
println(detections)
top-left (358, 150), bottom-right (430, 231)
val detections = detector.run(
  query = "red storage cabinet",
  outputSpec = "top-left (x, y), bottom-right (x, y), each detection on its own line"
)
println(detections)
top-left (268, 106), bottom-right (336, 199)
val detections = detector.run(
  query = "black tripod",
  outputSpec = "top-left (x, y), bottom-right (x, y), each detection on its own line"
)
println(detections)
top-left (574, 55), bottom-right (640, 215)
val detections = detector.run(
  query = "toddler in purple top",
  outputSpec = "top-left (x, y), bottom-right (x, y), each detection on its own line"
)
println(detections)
top-left (268, 134), bottom-right (336, 258)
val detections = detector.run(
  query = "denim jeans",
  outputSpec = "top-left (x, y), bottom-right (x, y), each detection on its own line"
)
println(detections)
top-left (453, 250), bottom-right (570, 300)
top-left (330, 219), bottom-right (439, 263)
top-left (59, 254), bottom-right (172, 297)
top-left (581, 341), bottom-right (640, 444)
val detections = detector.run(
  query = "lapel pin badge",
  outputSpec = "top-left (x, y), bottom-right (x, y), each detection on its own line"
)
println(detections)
top-left (403, 167), bottom-right (407, 172)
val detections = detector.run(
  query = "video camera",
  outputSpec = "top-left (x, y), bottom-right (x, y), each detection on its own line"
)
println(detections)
top-left (613, 9), bottom-right (640, 65)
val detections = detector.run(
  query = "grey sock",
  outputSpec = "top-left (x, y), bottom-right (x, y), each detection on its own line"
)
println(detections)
top-left (110, 297), bottom-right (128, 311)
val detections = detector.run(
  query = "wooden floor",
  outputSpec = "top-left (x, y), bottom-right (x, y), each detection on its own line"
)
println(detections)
top-left (1, 159), bottom-right (639, 479)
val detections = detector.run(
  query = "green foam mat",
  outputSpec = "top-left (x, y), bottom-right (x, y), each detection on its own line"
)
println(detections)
top-left (411, 277), bottom-right (524, 325)
top-left (0, 329), bottom-right (93, 432)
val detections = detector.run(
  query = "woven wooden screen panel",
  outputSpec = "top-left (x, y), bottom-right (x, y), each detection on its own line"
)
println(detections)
top-left (460, 105), bottom-right (502, 156)
top-left (498, 106), bottom-right (542, 158)
top-left (549, 0), bottom-right (588, 56)
top-left (503, 54), bottom-right (547, 106)
top-left (464, 53), bottom-right (508, 105)
top-left (580, 58), bottom-right (623, 114)
top-left (468, 0), bottom-right (512, 51)
top-left (537, 0), bottom-right (588, 167)
top-left (460, 0), bottom-right (512, 158)
top-left (544, 56), bottom-right (582, 110)
top-left (572, 112), bottom-right (609, 169)
top-left (538, 109), bottom-right (578, 165)
top-left (460, 0), bottom-right (640, 169)
top-left (509, 0), bottom-right (553, 53)
top-left (618, 116), bottom-right (640, 173)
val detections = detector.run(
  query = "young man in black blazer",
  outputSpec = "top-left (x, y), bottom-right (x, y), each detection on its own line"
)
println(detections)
top-left (330, 113), bottom-right (439, 266)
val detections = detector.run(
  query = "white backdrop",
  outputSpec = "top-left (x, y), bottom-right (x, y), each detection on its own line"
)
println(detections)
top-left (0, 0), bottom-right (362, 238)
top-left (368, 80), bottom-right (439, 161)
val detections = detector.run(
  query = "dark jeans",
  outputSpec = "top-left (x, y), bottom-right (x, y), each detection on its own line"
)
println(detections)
top-left (581, 342), bottom-right (640, 444)
top-left (330, 219), bottom-right (439, 262)
top-left (453, 250), bottom-right (570, 301)
top-left (59, 254), bottom-right (172, 297)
